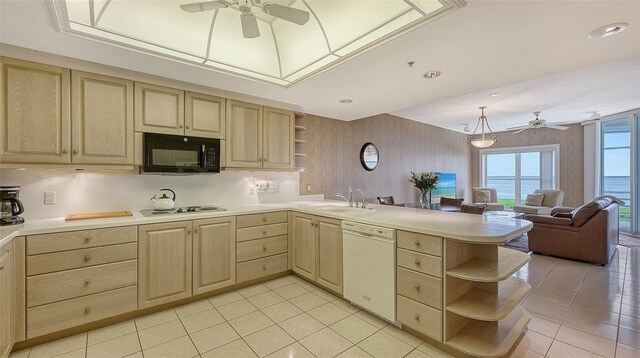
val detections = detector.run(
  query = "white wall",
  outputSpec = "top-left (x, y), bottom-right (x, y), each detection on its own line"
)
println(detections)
top-left (0, 169), bottom-right (299, 220)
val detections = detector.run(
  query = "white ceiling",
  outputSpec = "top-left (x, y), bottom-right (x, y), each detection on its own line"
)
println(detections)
top-left (1, 0), bottom-right (639, 131)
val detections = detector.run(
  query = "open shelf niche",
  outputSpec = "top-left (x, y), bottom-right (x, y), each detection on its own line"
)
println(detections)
top-left (442, 240), bottom-right (531, 358)
top-left (294, 112), bottom-right (306, 171)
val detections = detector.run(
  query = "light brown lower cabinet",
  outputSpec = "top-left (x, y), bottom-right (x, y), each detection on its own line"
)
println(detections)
top-left (291, 212), bottom-right (343, 294)
top-left (0, 244), bottom-right (12, 358)
top-left (193, 217), bottom-right (236, 295)
top-left (138, 221), bottom-right (193, 309)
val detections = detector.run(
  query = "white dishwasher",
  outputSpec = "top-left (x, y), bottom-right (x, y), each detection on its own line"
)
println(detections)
top-left (342, 221), bottom-right (396, 322)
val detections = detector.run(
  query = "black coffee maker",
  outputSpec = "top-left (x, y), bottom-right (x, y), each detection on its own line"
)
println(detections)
top-left (0, 186), bottom-right (25, 226)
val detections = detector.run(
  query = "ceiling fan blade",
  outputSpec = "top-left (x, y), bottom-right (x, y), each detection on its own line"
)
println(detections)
top-left (513, 128), bottom-right (530, 134)
top-left (241, 12), bottom-right (260, 38)
top-left (546, 125), bottom-right (569, 130)
top-left (180, 1), bottom-right (228, 13)
top-left (262, 3), bottom-right (309, 25)
top-left (506, 125), bottom-right (529, 130)
top-left (545, 122), bottom-right (571, 126)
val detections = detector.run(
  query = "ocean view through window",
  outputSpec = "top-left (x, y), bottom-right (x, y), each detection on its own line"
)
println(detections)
top-left (481, 145), bottom-right (559, 209)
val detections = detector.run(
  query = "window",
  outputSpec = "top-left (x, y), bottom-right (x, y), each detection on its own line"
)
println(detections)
top-left (480, 145), bottom-right (559, 209)
top-left (601, 117), bottom-right (632, 232)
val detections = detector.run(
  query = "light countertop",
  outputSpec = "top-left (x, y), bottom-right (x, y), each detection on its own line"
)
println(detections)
top-left (0, 200), bottom-right (532, 247)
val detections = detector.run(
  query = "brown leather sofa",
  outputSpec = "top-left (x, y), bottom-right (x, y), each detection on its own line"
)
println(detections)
top-left (525, 196), bottom-right (623, 265)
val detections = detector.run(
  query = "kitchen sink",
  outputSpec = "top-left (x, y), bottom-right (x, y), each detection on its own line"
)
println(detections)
top-left (311, 205), bottom-right (376, 216)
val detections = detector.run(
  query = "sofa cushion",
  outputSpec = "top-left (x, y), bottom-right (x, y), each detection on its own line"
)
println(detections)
top-left (571, 197), bottom-right (613, 226)
top-left (553, 212), bottom-right (573, 219)
top-left (474, 190), bottom-right (491, 203)
top-left (525, 194), bottom-right (545, 206)
top-left (514, 205), bottom-right (553, 215)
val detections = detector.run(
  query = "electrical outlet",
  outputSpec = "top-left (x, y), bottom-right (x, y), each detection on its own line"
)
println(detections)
top-left (306, 185), bottom-right (311, 192)
top-left (44, 191), bottom-right (56, 205)
top-left (249, 186), bottom-right (256, 196)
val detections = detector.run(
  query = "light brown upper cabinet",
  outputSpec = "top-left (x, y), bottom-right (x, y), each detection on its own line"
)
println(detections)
top-left (192, 217), bottom-right (236, 295)
top-left (134, 82), bottom-right (184, 135)
top-left (0, 58), bottom-right (70, 164)
top-left (185, 92), bottom-right (225, 139)
top-left (263, 107), bottom-right (294, 169)
top-left (225, 100), bottom-right (263, 168)
top-left (71, 71), bottom-right (134, 164)
top-left (225, 101), bottom-right (294, 169)
top-left (138, 221), bottom-right (193, 309)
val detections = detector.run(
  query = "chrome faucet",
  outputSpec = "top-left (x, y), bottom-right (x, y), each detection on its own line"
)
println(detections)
top-left (332, 193), bottom-right (350, 206)
top-left (332, 187), bottom-right (354, 207)
top-left (355, 188), bottom-right (368, 209)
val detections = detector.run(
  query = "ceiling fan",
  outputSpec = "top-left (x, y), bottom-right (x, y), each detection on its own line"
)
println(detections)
top-left (180, 0), bottom-right (310, 39)
top-left (507, 111), bottom-right (570, 134)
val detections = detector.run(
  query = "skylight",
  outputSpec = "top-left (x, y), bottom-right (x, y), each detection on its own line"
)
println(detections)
top-left (50, 0), bottom-right (465, 87)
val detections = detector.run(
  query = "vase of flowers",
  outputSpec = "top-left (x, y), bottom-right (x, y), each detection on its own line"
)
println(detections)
top-left (409, 171), bottom-right (440, 209)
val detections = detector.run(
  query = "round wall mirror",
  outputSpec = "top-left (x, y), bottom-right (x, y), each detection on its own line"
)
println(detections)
top-left (360, 142), bottom-right (379, 171)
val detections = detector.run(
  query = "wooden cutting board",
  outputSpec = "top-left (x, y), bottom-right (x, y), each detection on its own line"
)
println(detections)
top-left (65, 211), bottom-right (133, 222)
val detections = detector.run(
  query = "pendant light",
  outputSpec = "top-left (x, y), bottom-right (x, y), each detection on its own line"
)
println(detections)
top-left (468, 106), bottom-right (497, 148)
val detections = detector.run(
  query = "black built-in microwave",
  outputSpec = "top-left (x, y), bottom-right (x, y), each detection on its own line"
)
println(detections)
top-left (142, 133), bottom-right (220, 174)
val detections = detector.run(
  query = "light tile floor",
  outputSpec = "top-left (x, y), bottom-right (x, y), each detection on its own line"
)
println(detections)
top-left (10, 246), bottom-right (640, 358)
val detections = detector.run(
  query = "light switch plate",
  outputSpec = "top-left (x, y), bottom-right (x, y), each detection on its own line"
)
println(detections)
top-left (44, 191), bottom-right (56, 205)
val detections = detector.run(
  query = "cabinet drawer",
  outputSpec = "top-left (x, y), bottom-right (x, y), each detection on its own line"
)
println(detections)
top-left (237, 223), bottom-right (287, 242)
top-left (237, 253), bottom-right (287, 282)
top-left (237, 235), bottom-right (287, 262)
top-left (397, 267), bottom-right (442, 309)
top-left (237, 211), bottom-right (287, 228)
top-left (27, 286), bottom-right (137, 339)
top-left (397, 295), bottom-right (442, 342)
top-left (397, 249), bottom-right (442, 277)
top-left (27, 226), bottom-right (137, 255)
top-left (27, 242), bottom-right (137, 276)
top-left (27, 260), bottom-right (137, 307)
top-left (397, 231), bottom-right (442, 257)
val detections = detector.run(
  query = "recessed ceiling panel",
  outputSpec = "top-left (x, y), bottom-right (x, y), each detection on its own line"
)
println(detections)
top-left (51, 0), bottom-right (464, 86)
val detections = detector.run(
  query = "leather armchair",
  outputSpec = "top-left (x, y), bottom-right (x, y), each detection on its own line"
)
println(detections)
top-left (514, 189), bottom-right (564, 215)
top-left (472, 187), bottom-right (504, 211)
top-left (525, 197), bottom-right (620, 265)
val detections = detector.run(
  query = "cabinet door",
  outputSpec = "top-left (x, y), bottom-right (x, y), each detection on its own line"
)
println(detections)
top-left (138, 222), bottom-right (192, 309)
top-left (185, 92), bottom-right (225, 139)
top-left (0, 245), bottom-right (12, 358)
top-left (193, 217), bottom-right (235, 295)
top-left (71, 71), bottom-right (134, 164)
top-left (263, 107), bottom-right (294, 169)
top-left (316, 217), bottom-right (343, 294)
top-left (291, 212), bottom-right (316, 281)
top-left (225, 100), bottom-right (262, 168)
top-left (0, 58), bottom-right (71, 163)
top-left (134, 82), bottom-right (184, 135)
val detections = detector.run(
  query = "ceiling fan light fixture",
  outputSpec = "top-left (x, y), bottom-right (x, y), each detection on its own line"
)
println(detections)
top-left (338, 99), bottom-right (353, 104)
top-left (423, 71), bottom-right (442, 79)
top-left (468, 106), bottom-right (497, 148)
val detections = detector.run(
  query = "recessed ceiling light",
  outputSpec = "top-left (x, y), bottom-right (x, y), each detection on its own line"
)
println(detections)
top-left (489, 93), bottom-right (499, 97)
top-left (423, 71), bottom-right (442, 79)
top-left (338, 99), bottom-right (353, 104)
top-left (588, 22), bottom-right (628, 38)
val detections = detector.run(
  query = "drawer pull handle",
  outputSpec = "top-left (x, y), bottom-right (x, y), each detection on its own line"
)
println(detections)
top-left (72, 149), bottom-right (78, 155)
top-left (84, 255), bottom-right (91, 262)
top-left (84, 237), bottom-right (90, 243)
top-left (0, 265), bottom-right (4, 271)
top-left (262, 217), bottom-right (267, 222)
top-left (414, 284), bottom-right (421, 291)
top-left (84, 279), bottom-right (91, 287)
top-left (84, 307), bottom-right (91, 314)
top-left (263, 230), bottom-right (267, 236)
top-left (194, 229), bottom-right (199, 234)
top-left (262, 265), bottom-right (267, 271)
top-left (414, 314), bottom-right (420, 321)
top-left (62, 149), bottom-right (69, 154)
top-left (186, 125), bottom-right (190, 129)
top-left (414, 240), bottom-right (420, 247)
top-left (414, 259), bottom-right (421, 266)
top-left (262, 246), bottom-right (267, 252)
top-left (187, 230), bottom-right (192, 235)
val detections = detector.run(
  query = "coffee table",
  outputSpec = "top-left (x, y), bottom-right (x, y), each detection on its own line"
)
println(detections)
top-left (483, 210), bottom-right (525, 219)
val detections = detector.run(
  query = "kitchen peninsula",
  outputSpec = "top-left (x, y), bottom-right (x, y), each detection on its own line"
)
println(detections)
top-left (0, 201), bottom-right (532, 358)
